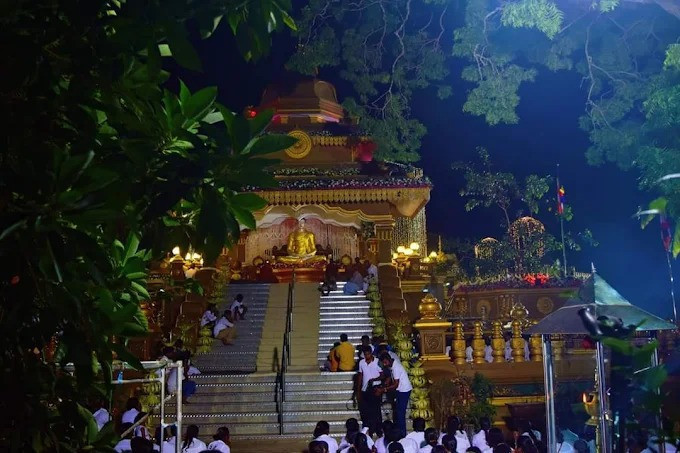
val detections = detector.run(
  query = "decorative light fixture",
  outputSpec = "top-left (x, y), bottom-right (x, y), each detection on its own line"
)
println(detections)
top-left (185, 253), bottom-right (191, 261)
top-left (192, 252), bottom-right (201, 261)
top-left (404, 248), bottom-right (414, 256)
top-left (200, 258), bottom-right (204, 266)
top-left (429, 251), bottom-right (437, 259)
top-left (392, 252), bottom-right (399, 260)
top-left (410, 242), bottom-right (420, 251)
top-left (172, 246), bottom-right (181, 256)
top-left (397, 245), bottom-right (406, 254)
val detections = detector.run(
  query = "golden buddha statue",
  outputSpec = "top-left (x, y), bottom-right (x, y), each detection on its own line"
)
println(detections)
top-left (277, 218), bottom-right (326, 264)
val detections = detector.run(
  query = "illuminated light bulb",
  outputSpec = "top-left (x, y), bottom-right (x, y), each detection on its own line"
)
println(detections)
top-left (410, 242), bottom-right (420, 251)
top-left (422, 257), bottom-right (430, 263)
top-left (404, 248), bottom-right (414, 256)
top-left (429, 251), bottom-right (437, 258)
top-left (200, 258), bottom-right (204, 266)
top-left (192, 252), bottom-right (201, 260)
top-left (185, 253), bottom-right (191, 261)
top-left (392, 252), bottom-right (399, 260)
top-left (172, 246), bottom-right (180, 256)
top-left (397, 246), bottom-right (406, 254)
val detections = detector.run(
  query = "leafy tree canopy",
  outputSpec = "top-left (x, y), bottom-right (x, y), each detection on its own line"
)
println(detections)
top-left (0, 0), bottom-right (294, 449)
top-left (287, 0), bottom-right (452, 162)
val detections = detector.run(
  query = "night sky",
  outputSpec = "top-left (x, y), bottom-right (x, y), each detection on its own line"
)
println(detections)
top-left (180, 21), bottom-right (677, 319)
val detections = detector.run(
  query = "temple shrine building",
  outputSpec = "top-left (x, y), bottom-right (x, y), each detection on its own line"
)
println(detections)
top-left (227, 78), bottom-right (432, 282)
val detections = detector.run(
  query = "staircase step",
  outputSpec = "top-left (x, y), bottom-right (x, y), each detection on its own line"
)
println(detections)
top-left (182, 391), bottom-right (277, 403)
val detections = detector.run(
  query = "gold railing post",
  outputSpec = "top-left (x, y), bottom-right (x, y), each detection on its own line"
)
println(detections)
top-left (552, 334), bottom-right (564, 361)
top-left (529, 321), bottom-right (543, 362)
top-left (511, 320), bottom-right (525, 363)
top-left (452, 321), bottom-right (466, 365)
top-left (414, 293), bottom-right (452, 361)
top-left (491, 320), bottom-right (505, 363)
top-left (472, 321), bottom-right (486, 364)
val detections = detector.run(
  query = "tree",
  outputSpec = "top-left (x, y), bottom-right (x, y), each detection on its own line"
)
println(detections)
top-left (0, 0), bottom-right (294, 450)
top-left (453, 148), bottom-right (595, 274)
top-left (287, 0), bottom-right (452, 162)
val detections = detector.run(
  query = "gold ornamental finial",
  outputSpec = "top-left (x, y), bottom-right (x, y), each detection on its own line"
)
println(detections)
top-left (418, 293), bottom-right (442, 320)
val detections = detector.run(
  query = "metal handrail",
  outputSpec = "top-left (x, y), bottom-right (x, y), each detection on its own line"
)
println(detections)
top-left (277, 271), bottom-right (295, 434)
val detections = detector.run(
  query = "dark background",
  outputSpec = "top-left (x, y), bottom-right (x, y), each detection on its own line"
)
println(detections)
top-left (178, 19), bottom-right (677, 319)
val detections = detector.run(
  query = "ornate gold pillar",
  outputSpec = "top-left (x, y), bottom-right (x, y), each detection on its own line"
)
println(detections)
top-left (375, 220), bottom-right (395, 266)
top-left (452, 322), bottom-right (466, 365)
top-left (491, 320), bottom-right (505, 363)
top-left (472, 321), bottom-right (486, 364)
top-left (414, 293), bottom-right (452, 361)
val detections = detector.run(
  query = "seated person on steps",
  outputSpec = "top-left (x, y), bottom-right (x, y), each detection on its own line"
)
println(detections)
top-left (213, 310), bottom-right (237, 345)
top-left (229, 294), bottom-right (247, 321)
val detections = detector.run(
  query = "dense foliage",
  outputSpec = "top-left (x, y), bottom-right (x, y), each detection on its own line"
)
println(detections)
top-left (0, 0), bottom-right (294, 450)
top-left (450, 148), bottom-right (596, 276)
top-left (287, 0), bottom-right (452, 162)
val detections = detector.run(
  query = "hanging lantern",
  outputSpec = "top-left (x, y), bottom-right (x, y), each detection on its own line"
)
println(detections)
top-left (357, 140), bottom-right (377, 162)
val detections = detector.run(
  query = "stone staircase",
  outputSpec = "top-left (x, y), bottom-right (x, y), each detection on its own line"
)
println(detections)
top-left (163, 281), bottom-right (382, 443)
top-left (317, 282), bottom-right (373, 368)
top-left (192, 284), bottom-right (270, 373)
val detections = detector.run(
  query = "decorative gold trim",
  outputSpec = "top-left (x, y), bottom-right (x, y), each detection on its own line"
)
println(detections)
top-left (414, 321), bottom-right (453, 329)
top-left (401, 280), bottom-right (429, 293)
top-left (310, 136), bottom-right (371, 146)
top-left (255, 187), bottom-right (430, 206)
top-left (285, 130), bottom-right (312, 159)
top-left (254, 204), bottom-right (393, 228)
top-left (491, 395), bottom-right (544, 405)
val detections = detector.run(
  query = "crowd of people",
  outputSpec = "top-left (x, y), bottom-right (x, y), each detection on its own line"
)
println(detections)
top-left (307, 415), bottom-right (604, 453)
top-left (92, 396), bottom-right (232, 453)
top-left (200, 293), bottom-right (248, 346)
top-left (319, 258), bottom-right (378, 296)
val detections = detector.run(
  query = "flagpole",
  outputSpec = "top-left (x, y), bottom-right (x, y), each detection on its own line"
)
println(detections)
top-left (557, 164), bottom-right (567, 278)
top-left (665, 241), bottom-right (678, 325)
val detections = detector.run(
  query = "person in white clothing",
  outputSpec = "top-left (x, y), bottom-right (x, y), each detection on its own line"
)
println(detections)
top-left (484, 342), bottom-right (493, 363)
top-left (213, 311), bottom-right (236, 345)
top-left (200, 304), bottom-right (218, 327)
top-left (419, 428), bottom-right (440, 453)
top-left (357, 347), bottom-right (384, 435)
top-left (438, 416), bottom-right (471, 453)
top-left (114, 423), bottom-right (134, 453)
top-left (207, 426), bottom-right (231, 452)
top-left (180, 424), bottom-right (207, 453)
top-left (554, 430), bottom-right (575, 453)
top-left (471, 417), bottom-right (492, 452)
top-left (379, 353), bottom-right (413, 438)
top-left (121, 397), bottom-right (140, 424)
top-left (313, 420), bottom-right (339, 453)
top-left (338, 418), bottom-right (374, 450)
top-left (133, 411), bottom-right (152, 440)
top-left (375, 420), bottom-right (395, 453)
top-left (405, 418), bottom-right (427, 448)
top-left (229, 294), bottom-right (247, 320)
top-left (91, 400), bottom-right (110, 431)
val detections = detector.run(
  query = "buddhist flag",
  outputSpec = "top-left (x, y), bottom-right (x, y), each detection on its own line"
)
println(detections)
top-left (557, 180), bottom-right (566, 215)
top-left (660, 214), bottom-right (672, 252)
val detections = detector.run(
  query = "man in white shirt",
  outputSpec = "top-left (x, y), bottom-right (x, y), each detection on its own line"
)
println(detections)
top-left (200, 304), bottom-right (217, 327)
top-left (404, 417), bottom-right (426, 448)
top-left (379, 352), bottom-right (413, 438)
top-left (91, 400), bottom-right (110, 431)
top-left (356, 346), bottom-right (383, 436)
top-left (121, 397), bottom-right (140, 424)
top-left (213, 311), bottom-right (236, 345)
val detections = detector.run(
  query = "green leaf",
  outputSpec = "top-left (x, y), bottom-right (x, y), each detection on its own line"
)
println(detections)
top-left (93, 421), bottom-right (118, 447)
top-left (278, 9), bottom-right (297, 31)
top-left (244, 134), bottom-right (297, 155)
top-left (602, 337), bottom-right (633, 355)
top-left (231, 205), bottom-right (256, 229)
top-left (117, 321), bottom-right (148, 337)
top-left (641, 197), bottom-right (667, 229)
top-left (158, 44), bottom-right (172, 57)
top-left (179, 80), bottom-right (191, 106)
top-left (248, 108), bottom-right (274, 136)
top-left (165, 23), bottom-right (202, 71)
top-left (639, 365), bottom-right (668, 391)
top-left (130, 281), bottom-right (150, 299)
top-left (232, 193), bottom-right (268, 210)
top-left (0, 219), bottom-right (27, 242)
top-left (76, 403), bottom-right (100, 445)
top-left (111, 343), bottom-right (144, 370)
top-left (202, 110), bottom-right (223, 124)
top-left (673, 225), bottom-right (680, 258)
top-left (124, 232), bottom-right (140, 262)
top-left (184, 87), bottom-right (218, 122)
top-left (230, 115), bottom-right (251, 153)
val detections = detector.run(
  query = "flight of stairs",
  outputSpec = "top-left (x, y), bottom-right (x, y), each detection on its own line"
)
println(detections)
top-left (192, 284), bottom-right (270, 373)
top-left (317, 282), bottom-right (373, 367)
top-left (165, 281), bottom-right (383, 442)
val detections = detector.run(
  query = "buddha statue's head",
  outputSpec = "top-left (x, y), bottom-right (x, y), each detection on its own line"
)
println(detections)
top-left (297, 218), bottom-right (306, 230)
